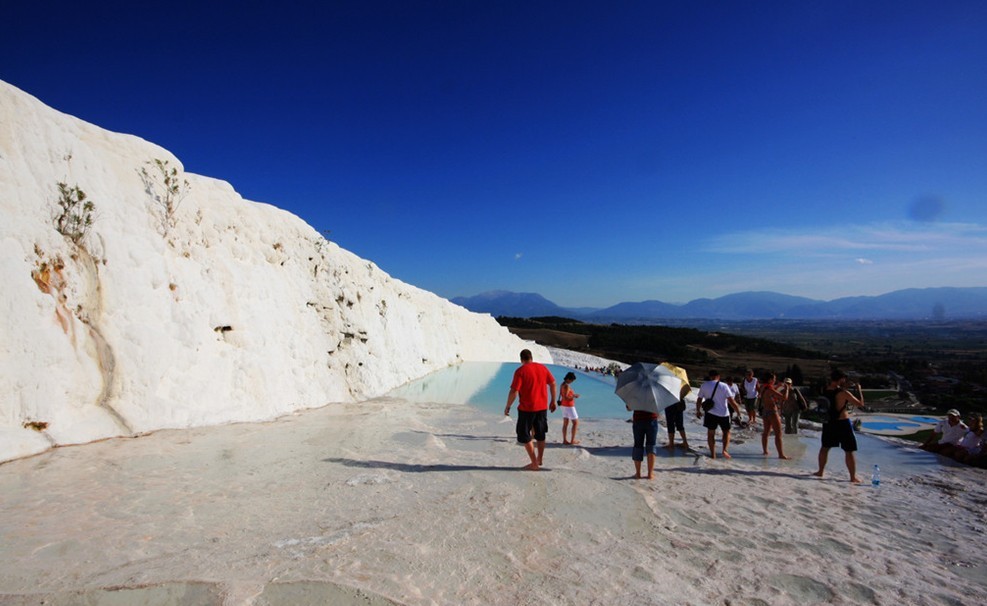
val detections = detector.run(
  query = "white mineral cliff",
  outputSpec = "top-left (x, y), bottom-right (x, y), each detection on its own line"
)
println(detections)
top-left (0, 80), bottom-right (547, 463)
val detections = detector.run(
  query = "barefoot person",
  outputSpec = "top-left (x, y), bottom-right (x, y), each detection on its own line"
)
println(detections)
top-left (631, 407), bottom-right (659, 479)
top-left (758, 373), bottom-right (791, 460)
top-left (781, 377), bottom-right (807, 435)
top-left (813, 370), bottom-right (865, 483)
top-left (558, 372), bottom-right (581, 445)
top-left (696, 370), bottom-right (739, 460)
top-left (505, 349), bottom-right (557, 471)
top-left (742, 369), bottom-right (759, 427)
top-left (665, 383), bottom-right (692, 453)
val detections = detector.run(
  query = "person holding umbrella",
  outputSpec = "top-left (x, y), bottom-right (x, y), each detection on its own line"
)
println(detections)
top-left (615, 362), bottom-right (689, 479)
top-left (630, 407), bottom-right (660, 478)
top-left (696, 370), bottom-right (740, 460)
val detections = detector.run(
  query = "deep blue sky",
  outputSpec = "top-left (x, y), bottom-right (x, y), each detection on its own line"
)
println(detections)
top-left (4, 1), bottom-right (986, 307)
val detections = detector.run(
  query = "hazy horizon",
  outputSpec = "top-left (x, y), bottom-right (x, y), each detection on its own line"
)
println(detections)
top-left (455, 285), bottom-right (987, 311)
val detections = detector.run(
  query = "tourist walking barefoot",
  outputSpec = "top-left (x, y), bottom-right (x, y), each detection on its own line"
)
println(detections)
top-left (742, 370), bottom-right (759, 427)
top-left (696, 370), bottom-right (739, 460)
top-left (631, 408), bottom-right (659, 479)
top-left (813, 370), bottom-right (865, 483)
top-left (558, 372), bottom-right (581, 445)
top-left (664, 399), bottom-right (689, 452)
top-left (781, 377), bottom-right (807, 434)
top-left (665, 380), bottom-right (692, 452)
top-left (725, 376), bottom-right (741, 422)
top-left (758, 373), bottom-right (791, 460)
top-left (504, 349), bottom-right (557, 471)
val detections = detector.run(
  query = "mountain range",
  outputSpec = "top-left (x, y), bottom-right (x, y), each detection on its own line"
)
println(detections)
top-left (450, 288), bottom-right (987, 322)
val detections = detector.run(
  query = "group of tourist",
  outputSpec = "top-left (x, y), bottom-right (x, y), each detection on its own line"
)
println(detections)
top-left (577, 364), bottom-right (623, 377)
top-left (735, 369), bottom-right (808, 434)
top-left (920, 409), bottom-right (986, 468)
top-left (694, 369), bottom-right (810, 460)
top-left (503, 350), bottom-right (985, 477)
top-left (503, 350), bottom-right (821, 475)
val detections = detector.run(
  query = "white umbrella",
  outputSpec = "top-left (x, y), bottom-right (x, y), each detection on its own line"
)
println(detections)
top-left (615, 362), bottom-right (686, 414)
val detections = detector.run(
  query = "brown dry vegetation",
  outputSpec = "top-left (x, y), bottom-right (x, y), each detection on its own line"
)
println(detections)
top-left (687, 348), bottom-right (830, 384)
top-left (510, 328), bottom-right (590, 350)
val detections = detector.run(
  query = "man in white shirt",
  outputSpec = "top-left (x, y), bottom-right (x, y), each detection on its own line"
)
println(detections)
top-left (742, 370), bottom-right (759, 427)
top-left (921, 409), bottom-right (968, 455)
top-left (695, 370), bottom-right (740, 459)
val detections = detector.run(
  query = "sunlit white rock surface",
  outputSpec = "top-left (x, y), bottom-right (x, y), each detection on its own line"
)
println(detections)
top-left (0, 80), bottom-right (547, 463)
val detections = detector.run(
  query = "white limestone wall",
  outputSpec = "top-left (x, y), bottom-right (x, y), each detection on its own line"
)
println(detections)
top-left (0, 80), bottom-right (548, 463)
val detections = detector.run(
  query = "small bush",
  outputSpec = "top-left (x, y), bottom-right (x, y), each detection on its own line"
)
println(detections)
top-left (53, 182), bottom-right (95, 246)
top-left (139, 159), bottom-right (190, 231)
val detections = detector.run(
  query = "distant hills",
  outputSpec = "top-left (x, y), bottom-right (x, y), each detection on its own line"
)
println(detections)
top-left (450, 287), bottom-right (987, 321)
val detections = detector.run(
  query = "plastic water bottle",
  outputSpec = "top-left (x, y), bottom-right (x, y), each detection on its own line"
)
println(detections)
top-left (871, 464), bottom-right (880, 487)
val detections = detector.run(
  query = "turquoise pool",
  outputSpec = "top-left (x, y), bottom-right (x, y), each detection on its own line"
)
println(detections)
top-left (864, 421), bottom-right (921, 431)
top-left (388, 362), bottom-right (628, 419)
top-left (857, 415), bottom-right (940, 433)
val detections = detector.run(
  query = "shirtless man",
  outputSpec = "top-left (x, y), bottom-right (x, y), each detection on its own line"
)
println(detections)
top-left (813, 370), bottom-right (865, 483)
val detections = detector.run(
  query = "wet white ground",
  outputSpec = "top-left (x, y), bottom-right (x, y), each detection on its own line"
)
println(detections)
top-left (1, 393), bottom-right (985, 606)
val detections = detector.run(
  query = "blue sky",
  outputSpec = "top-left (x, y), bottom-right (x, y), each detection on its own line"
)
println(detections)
top-left (3, 1), bottom-right (986, 307)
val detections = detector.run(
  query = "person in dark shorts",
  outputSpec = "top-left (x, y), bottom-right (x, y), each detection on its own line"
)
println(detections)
top-left (665, 382), bottom-right (692, 452)
top-left (813, 369), bottom-right (865, 483)
top-left (696, 370), bottom-right (740, 460)
top-left (505, 349), bottom-right (557, 471)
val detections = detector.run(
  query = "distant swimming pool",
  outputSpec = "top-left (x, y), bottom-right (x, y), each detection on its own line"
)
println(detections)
top-left (387, 362), bottom-right (629, 419)
top-left (858, 415), bottom-right (940, 433)
top-left (864, 422), bottom-right (920, 431)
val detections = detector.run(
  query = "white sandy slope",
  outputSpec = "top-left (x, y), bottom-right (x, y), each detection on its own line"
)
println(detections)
top-left (0, 380), bottom-right (984, 606)
top-left (0, 80), bottom-right (547, 463)
top-left (546, 346), bottom-right (629, 372)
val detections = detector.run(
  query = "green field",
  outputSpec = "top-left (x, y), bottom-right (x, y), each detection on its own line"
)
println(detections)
top-left (862, 390), bottom-right (899, 400)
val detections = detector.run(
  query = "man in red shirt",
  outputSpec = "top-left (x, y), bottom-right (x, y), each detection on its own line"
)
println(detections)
top-left (504, 349), bottom-right (557, 470)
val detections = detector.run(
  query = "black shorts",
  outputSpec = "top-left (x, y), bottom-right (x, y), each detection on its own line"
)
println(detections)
top-left (821, 419), bottom-right (857, 452)
top-left (516, 410), bottom-right (548, 444)
top-left (664, 405), bottom-right (684, 433)
top-left (703, 413), bottom-right (731, 433)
